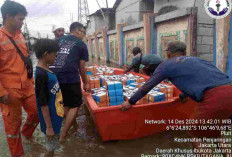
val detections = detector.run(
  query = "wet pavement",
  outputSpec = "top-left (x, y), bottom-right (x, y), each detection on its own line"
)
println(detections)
top-left (0, 103), bottom-right (194, 157)
top-left (0, 55), bottom-right (229, 157)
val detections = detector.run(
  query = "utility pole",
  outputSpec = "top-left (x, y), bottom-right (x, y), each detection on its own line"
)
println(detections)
top-left (96, 0), bottom-right (107, 26)
top-left (70, 12), bottom-right (74, 23)
top-left (23, 20), bottom-right (30, 50)
top-left (106, 0), bottom-right (108, 8)
top-left (78, 0), bottom-right (90, 25)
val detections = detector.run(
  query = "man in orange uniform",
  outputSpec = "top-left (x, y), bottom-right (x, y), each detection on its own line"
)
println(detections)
top-left (0, 1), bottom-right (39, 156)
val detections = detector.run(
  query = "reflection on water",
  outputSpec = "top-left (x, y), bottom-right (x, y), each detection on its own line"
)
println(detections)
top-left (0, 55), bottom-right (194, 157)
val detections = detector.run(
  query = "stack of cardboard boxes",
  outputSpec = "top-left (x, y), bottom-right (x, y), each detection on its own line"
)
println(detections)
top-left (156, 84), bottom-right (174, 99)
top-left (87, 66), bottom-right (174, 107)
top-left (107, 81), bottom-right (124, 106)
top-left (99, 74), bottom-right (145, 87)
top-left (123, 86), bottom-right (147, 105)
top-left (148, 91), bottom-right (166, 103)
top-left (87, 66), bottom-right (114, 76)
top-left (89, 77), bottom-right (100, 90)
top-left (86, 66), bottom-right (98, 75)
top-left (92, 87), bottom-right (108, 107)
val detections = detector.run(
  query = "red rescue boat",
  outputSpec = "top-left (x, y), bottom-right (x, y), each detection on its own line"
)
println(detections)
top-left (82, 68), bottom-right (197, 141)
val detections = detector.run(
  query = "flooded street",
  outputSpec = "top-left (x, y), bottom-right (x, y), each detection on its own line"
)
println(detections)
top-left (2, 0), bottom-right (232, 155)
top-left (0, 54), bottom-right (200, 157)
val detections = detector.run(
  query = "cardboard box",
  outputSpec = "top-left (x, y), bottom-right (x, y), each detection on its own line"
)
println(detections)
top-left (109, 96), bottom-right (117, 103)
top-left (143, 98), bottom-right (148, 104)
top-left (115, 81), bottom-right (123, 89)
top-left (115, 89), bottom-right (123, 96)
top-left (108, 90), bottom-right (116, 97)
top-left (126, 79), bottom-right (135, 85)
top-left (90, 83), bottom-right (95, 89)
top-left (116, 101), bottom-right (123, 105)
top-left (109, 102), bottom-right (117, 106)
top-left (86, 66), bottom-right (94, 72)
top-left (94, 78), bottom-right (100, 84)
top-left (97, 102), bottom-right (108, 107)
top-left (107, 81), bottom-right (115, 90)
top-left (87, 75), bottom-right (91, 81)
top-left (116, 96), bottom-right (124, 102)
top-left (95, 92), bottom-right (107, 102)
top-left (95, 83), bottom-right (100, 88)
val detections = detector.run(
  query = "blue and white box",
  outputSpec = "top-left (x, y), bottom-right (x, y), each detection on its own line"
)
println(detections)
top-left (87, 71), bottom-right (93, 75)
top-left (126, 79), bottom-right (135, 85)
top-left (109, 102), bottom-right (117, 106)
top-left (115, 89), bottom-right (123, 96)
top-left (108, 90), bottom-right (116, 97)
top-left (107, 81), bottom-right (115, 90)
top-left (115, 81), bottom-right (123, 89)
top-left (116, 101), bottom-right (123, 105)
top-left (116, 96), bottom-right (124, 102)
top-left (109, 96), bottom-right (117, 103)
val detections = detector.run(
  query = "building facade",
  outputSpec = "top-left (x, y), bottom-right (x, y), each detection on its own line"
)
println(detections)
top-left (86, 0), bottom-right (227, 70)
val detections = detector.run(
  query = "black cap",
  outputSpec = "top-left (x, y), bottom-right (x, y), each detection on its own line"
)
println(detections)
top-left (166, 41), bottom-right (186, 53)
top-left (132, 47), bottom-right (141, 55)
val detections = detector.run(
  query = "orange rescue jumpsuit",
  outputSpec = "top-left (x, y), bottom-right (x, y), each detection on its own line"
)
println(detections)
top-left (0, 27), bottom-right (39, 157)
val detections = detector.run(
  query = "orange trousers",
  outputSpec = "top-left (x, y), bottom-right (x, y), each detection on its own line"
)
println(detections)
top-left (0, 88), bottom-right (39, 157)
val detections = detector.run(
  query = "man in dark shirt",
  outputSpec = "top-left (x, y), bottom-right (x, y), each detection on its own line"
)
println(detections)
top-left (124, 47), bottom-right (163, 76)
top-left (121, 41), bottom-right (232, 145)
top-left (50, 22), bottom-right (89, 142)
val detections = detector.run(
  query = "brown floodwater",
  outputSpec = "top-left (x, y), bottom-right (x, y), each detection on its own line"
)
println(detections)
top-left (0, 56), bottom-right (230, 157)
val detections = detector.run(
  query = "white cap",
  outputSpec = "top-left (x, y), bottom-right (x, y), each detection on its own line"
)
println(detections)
top-left (52, 25), bottom-right (64, 33)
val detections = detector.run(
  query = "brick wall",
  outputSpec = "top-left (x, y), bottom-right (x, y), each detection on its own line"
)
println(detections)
top-left (196, 23), bottom-right (214, 62)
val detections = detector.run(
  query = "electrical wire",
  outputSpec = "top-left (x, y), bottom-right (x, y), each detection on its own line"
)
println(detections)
top-left (96, 0), bottom-right (107, 26)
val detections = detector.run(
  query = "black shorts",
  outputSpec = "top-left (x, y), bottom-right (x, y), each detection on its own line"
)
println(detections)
top-left (60, 82), bottom-right (82, 108)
